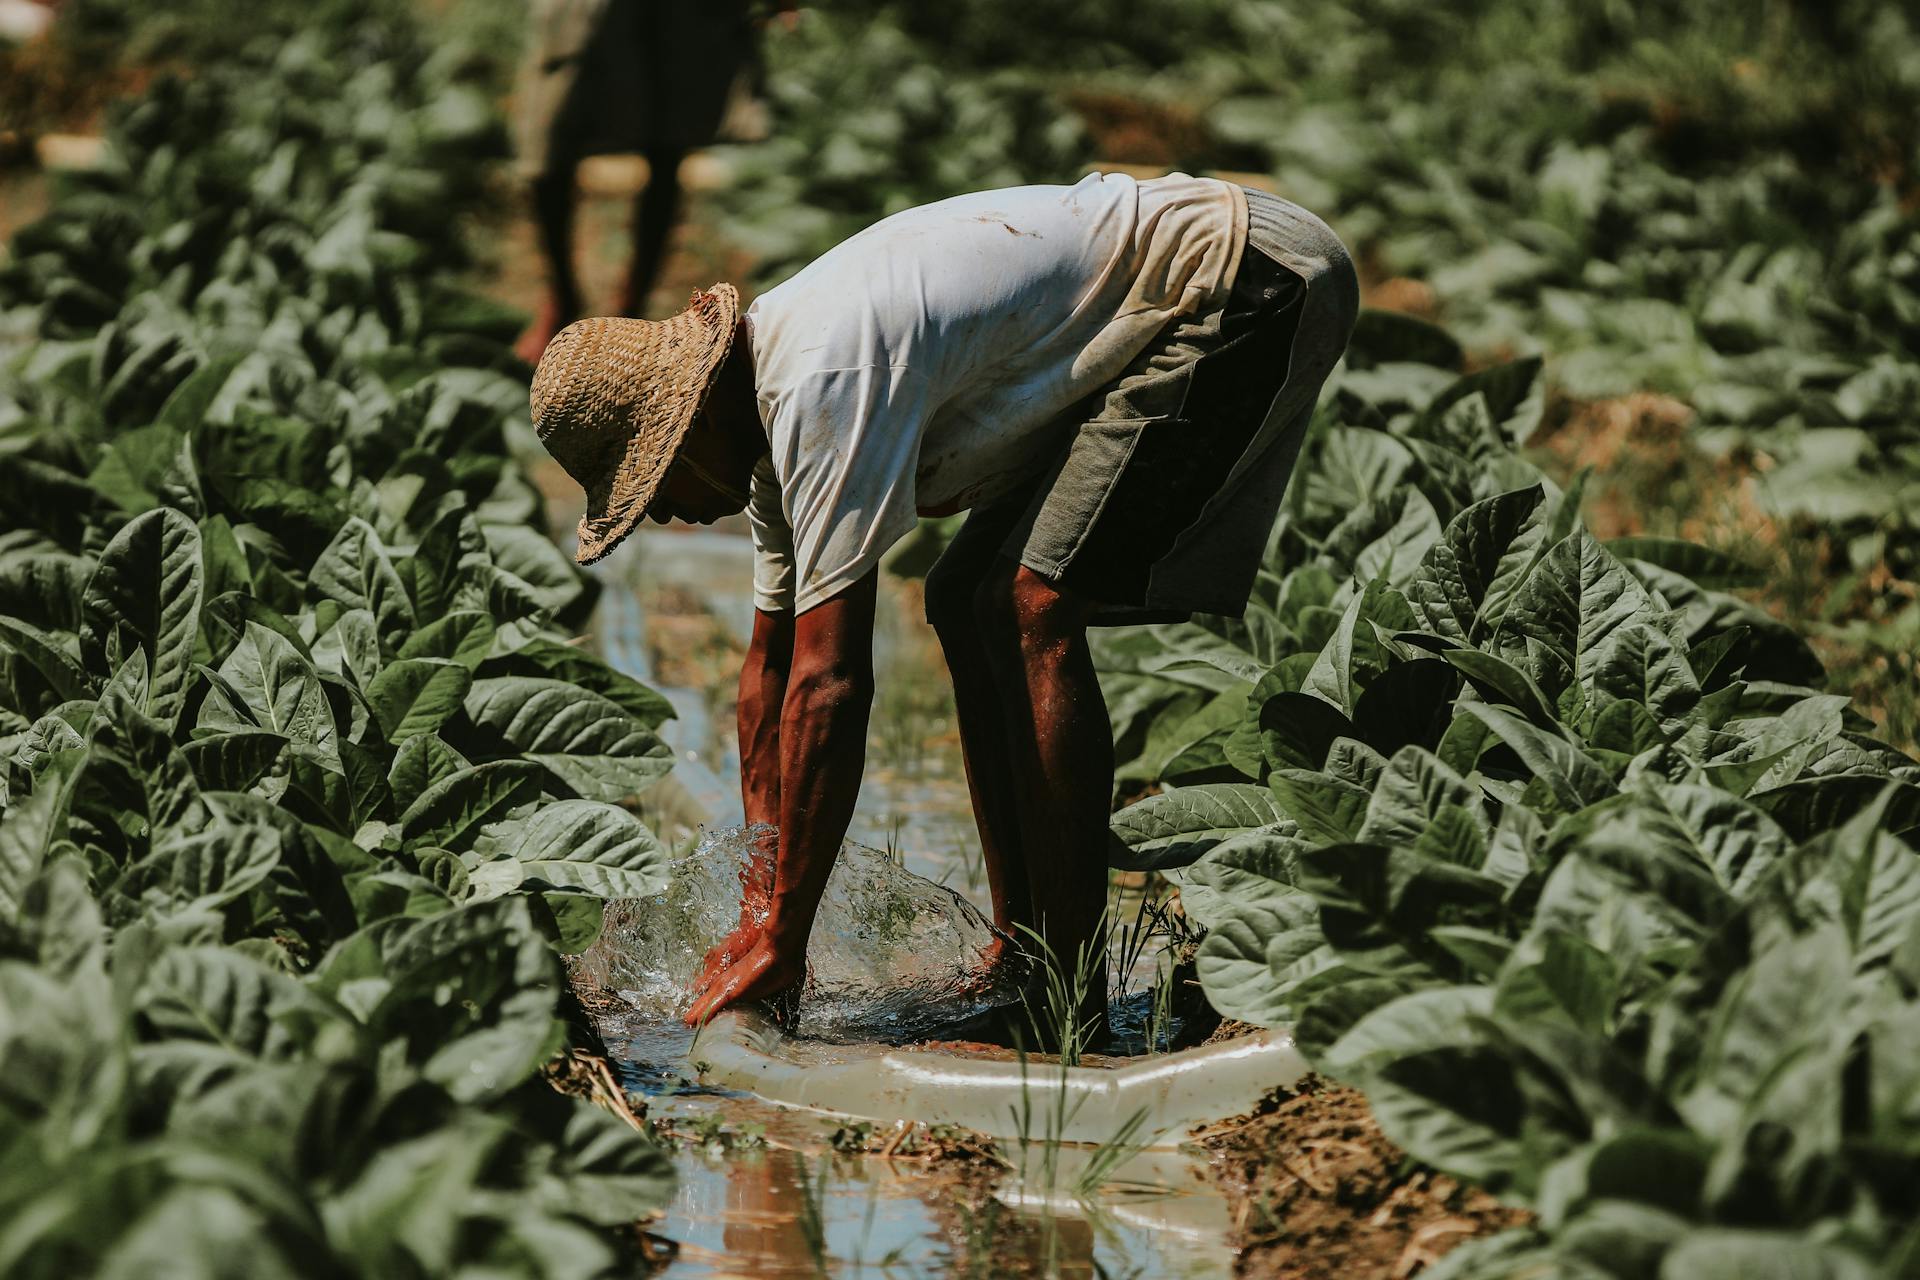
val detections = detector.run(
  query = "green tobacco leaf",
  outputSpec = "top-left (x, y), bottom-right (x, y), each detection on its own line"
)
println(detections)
top-left (1357, 747), bottom-right (1489, 858)
top-left (180, 730), bottom-right (288, 793)
top-left (115, 816), bottom-right (282, 923)
top-left (1497, 529), bottom-right (1660, 703)
top-left (1656, 1232), bottom-right (1877, 1280)
top-left (1441, 648), bottom-right (1558, 725)
top-left (1610, 537), bottom-right (1763, 590)
top-left (1321, 987), bottom-right (1534, 1181)
top-left (0, 615), bottom-right (93, 711)
top-left (1302, 580), bottom-right (1416, 717)
top-left (1807, 787), bottom-right (1920, 967)
top-left (1345, 308), bottom-right (1464, 371)
top-left (79, 508), bottom-right (204, 729)
top-left (367, 658), bottom-right (472, 744)
top-left (1463, 703), bottom-right (1614, 813)
top-left (1421, 357), bottom-right (1545, 448)
top-left (1299, 841), bottom-right (1508, 974)
top-left (481, 523), bottom-right (590, 624)
top-left (1589, 623), bottom-right (1700, 726)
top-left (1108, 783), bottom-right (1289, 871)
top-left (464, 678), bottom-right (672, 802)
top-left (310, 517), bottom-right (415, 651)
top-left (1270, 768), bottom-right (1372, 846)
top-left (467, 799), bottom-right (668, 900)
top-left (1751, 776), bottom-right (1920, 842)
top-left (398, 759), bottom-right (545, 851)
top-left (389, 733), bottom-right (472, 811)
top-left (1350, 657), bottom-right (1457, 756)
top-left (397, 610), bottom-right (496, 670)
top-left (1493, 930), bottom-right (1617, 1035)
top-left (1177, 829), bottom-right (1308, 930)
top-left (0, 758), bottom-right (80, 919)
top-left (1191, 847), bottom-right (1320, 1027)
top-left (1407, 485), bottom-right (1546, 644)
top-left (1253, 690), bottom-right (1356, 773)
top-left (199, 622), bottom-right (336, 758)
top-left (133, 945), bottom-right (319, 1055)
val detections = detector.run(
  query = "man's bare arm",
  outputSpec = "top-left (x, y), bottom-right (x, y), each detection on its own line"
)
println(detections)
top-left (763, 570), bottom-right (876, 951)
top-left (739, 607), bottom-right (795, 827)
top-left (686, 570), bottom-right (877, 1024)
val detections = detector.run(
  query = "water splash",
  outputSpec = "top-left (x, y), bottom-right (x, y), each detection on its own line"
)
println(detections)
top-left (574, 824), bottom-right (1025, 1042)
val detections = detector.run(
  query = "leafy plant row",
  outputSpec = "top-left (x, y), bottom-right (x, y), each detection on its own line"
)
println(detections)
top-left (0, 6), bottom-right (679, 1274)
top-left (1101, 313), bottom-right (1920, 1277)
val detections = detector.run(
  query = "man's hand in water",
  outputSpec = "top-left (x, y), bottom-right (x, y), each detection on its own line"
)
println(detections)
top-left (684, 930), bottom-right (805, 1026)
top-left (692, 920), bottom-right (763, 998)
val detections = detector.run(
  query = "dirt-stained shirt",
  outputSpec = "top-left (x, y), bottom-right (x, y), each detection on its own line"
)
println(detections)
top-left (744, 172), bottom-right (1248, 613)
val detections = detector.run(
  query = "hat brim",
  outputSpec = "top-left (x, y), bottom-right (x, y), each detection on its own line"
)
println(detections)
top-left (570, 287), bottom-right (740, 566)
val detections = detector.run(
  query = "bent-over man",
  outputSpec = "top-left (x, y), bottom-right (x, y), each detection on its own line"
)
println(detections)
top-left (528, 172), bottom-right (1358, 1035)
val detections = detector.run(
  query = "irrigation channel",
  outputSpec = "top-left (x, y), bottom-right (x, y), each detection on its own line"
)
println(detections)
top-left (574, 523), bottom-right (1296, 1276)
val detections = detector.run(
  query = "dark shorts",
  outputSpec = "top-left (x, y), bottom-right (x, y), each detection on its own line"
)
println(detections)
top-left (932, 188), bottom-right (1358, 625)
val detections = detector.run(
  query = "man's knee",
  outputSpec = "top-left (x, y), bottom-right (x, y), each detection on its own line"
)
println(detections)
top-left (1006, 565), bottom-right (1091, 652)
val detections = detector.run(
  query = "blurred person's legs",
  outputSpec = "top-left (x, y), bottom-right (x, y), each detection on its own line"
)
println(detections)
top-left (519, 162), bottom-right (586, 363)
top-left (616, 145), bottom-right (687, 317)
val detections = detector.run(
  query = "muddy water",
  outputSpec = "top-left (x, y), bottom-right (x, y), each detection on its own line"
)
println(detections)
top-left (589, 527), bottom-right (1239, 1276)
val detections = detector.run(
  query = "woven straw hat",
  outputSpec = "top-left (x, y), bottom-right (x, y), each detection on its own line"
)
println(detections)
top-left (528, 284), bottom-right (740, 565)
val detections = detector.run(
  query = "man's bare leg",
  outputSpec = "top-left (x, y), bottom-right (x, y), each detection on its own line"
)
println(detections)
top-left (986, 562), bottom-right (1112, 1037)
top-left (926, 557), bottom-right (1036, 951)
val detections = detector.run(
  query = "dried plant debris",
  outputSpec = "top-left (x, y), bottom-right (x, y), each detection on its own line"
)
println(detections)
top-left (1202, 1077), bottom-right (1530, 1280)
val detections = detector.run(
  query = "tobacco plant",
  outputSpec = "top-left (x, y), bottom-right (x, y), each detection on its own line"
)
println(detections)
top-left (1105, 315), bottom-right (1920, 1277)
top-left (0, 5), bottom-right (677, 1274)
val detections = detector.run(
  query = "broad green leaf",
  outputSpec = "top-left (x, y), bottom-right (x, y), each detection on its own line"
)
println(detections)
top-left (0, 616), bottom-right (91, 709)
top-left (1589, 623), bottom-right (1700, 726)
top-left (1302, 580), bottom-right (1415, 717)
top-left (1610, 537), bottom-right (1762, 590)
top-left (397, 610), bottom-right (496, 670)
top-left (310, 517), bottom-right (414, 651)
top-left (1191, 848), bottom-right (1320, 1027)
top-left (1270, 768), bottom-right (1372, 846)
top-left (367, 658), bottom-right (472, 744)
top-left (1441, 648), bottom-right (1558, 725)
top-left (200, 623), bottom-right (336, 758)
top-left (1356, 747), bottom-right (1488, 855)
top-left (398, 760), bottom-right (546, 851)
top-left (1108, 782), bottom-right (1288, 871)
top-left (1321, 987), bottom-right (1534, 1181)
top-left (1177, 828), bottom-right (1309, 930)
top-left (1655, 1232), bottom-right (1877, 1280)
top-left (1494, 931), bottom-right (1617, 1035)
top-left (464, 678), bottom-right (672, 802)
top-left (0, 757), bottom-right (80, 919)
top-left (1253, 690), bottom-right (1356, 773)
top-left (1497, 529), bottom-right (1659, 703)
top-left (1463, 703), bottom-right (1615, 813)
top-left (1407, 486), bottom-right (1547, 645)
top-left (134, 945), bottom-right (315, 1056)
top-left (181, 730), bottom-right (289, 793)
top-left (389, 733), bottom-right (472, 810)
top-left (467, 799), bottom-right (667, 900)
top-left (1420, 357), bottom-right (1545, 448)
top-left (79, 508), bottom-right (204, 729)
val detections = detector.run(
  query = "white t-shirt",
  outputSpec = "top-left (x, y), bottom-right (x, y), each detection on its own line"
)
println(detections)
top-left (744, 172), bottom-right (1248, 613)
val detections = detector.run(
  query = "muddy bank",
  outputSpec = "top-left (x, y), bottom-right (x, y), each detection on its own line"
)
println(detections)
top-left (1201, 1075), bottom-right (1531, 1280)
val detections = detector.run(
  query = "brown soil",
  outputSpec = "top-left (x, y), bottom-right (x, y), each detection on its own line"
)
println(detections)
top-left (1200, 1075), bottom-right (1531, 1280)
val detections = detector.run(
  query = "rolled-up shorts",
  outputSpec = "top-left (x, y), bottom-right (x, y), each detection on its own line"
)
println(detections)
top-left (934, 187), bottom-right (1359, 624)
